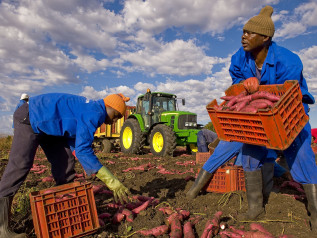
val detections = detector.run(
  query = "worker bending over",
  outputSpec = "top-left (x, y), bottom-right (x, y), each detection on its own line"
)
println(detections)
top-left (0, 93), bottom-right (131, 237)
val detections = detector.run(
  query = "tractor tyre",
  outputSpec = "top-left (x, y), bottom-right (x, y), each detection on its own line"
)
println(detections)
top-left (101, 139), bottom-right (112, 153)
top-left (120, 118), bottom-right (145, 154)
top-left (149, 124), bottom-right (177, 157)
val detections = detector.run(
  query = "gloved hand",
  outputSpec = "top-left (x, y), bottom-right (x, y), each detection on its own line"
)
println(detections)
top-left (243, 77), bottom-right (259, 94)
top-left (96, 166), bottom-right (131, 204)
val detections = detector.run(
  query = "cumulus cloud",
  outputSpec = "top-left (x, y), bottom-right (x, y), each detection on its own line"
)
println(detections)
top-left (121, 39), bottom-right (219, 76)
top-left (123, 0), bottom-right (278, 35)
top-left (275, 1), bottom-right (317, 39)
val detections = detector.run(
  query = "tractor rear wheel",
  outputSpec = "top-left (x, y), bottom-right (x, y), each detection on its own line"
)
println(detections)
top-left (149, 124), bottom-right (176, 157)
top-left (120, 118), bottom-right (144, 154)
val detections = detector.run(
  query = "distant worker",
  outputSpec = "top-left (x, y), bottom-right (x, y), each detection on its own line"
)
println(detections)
top-left (15, 93), bottom-right (29, 111)
top-left (197, 129), bottom-right (219, 153)
top-left (0, 93), bottom-right (131, 237)
top-left (12, 93), bottom-right (30, 129)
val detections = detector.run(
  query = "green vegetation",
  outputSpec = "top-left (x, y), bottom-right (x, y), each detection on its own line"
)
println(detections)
top-left (0, 136), bottom-right (12, 160)
top-left (204, 122), bottom-right (216, 132)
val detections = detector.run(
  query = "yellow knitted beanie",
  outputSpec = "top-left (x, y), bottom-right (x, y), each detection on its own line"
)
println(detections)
top-left (243, 6), bottom-right (275, 37)
top-left (103, 93), bottom-right (130, 116)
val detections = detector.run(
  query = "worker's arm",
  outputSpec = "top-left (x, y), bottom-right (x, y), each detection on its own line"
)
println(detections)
top-left (75, 114), bottom-right (131, 204)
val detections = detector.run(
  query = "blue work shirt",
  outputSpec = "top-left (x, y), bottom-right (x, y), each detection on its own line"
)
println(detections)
top-left (229, 41), bottom-right (315, 105)
top-left (29, 93), bottom-right (107, 175)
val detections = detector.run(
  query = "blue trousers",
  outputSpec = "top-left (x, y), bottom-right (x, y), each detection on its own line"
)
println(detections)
top-left (242, 122), bottom-right (317, 184)
top-left (202, 141), bottom-right (286, 177)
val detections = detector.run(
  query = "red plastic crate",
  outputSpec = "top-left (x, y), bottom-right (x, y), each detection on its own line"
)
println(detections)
top-left (206, 80), bottom-right (309, 150)
top-left (29, 182), bottom-right (100, 238)
top-left (200, 164), bottom-right (245, 193)
top-left (196, 152), bottom-right (212, 164)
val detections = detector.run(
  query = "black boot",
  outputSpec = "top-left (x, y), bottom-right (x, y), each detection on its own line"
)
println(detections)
top-left (303, 184), bottom-right (317, 232)
top-left (261, 163), bottom-right (274, 206)
top-left (0, 197), bottom-right (27, 238)
top-left (239, 170), bottom-right (265, 220)
top-left (186, 169), bottom-right (213, 199)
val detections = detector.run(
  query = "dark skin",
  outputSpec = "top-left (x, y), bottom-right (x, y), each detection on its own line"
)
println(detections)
top-left (241, 30), bottom-right (271, 93)
top-left (241, 30), bottom-right (270, 68)
top-left (105, 106), bottom-right (123, 124)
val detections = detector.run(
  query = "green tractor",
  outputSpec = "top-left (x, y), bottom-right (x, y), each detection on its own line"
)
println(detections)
top-left (120, 89), bottom-right (202, 156)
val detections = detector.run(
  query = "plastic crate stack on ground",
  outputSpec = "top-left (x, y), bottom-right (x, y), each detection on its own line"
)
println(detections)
top-left (206, 80), bottom-right (308, 150)
top-left (29, 182), bottom-right (100, 238)
top-left (196, 152), bottom-right (245, 193)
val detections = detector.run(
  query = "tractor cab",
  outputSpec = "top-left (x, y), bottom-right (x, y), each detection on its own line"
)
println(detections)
top-left (136, 89), bottom-right (182, 129)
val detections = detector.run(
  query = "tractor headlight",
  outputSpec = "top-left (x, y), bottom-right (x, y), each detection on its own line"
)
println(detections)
top-left (185, 122), bottom-right (197, 127)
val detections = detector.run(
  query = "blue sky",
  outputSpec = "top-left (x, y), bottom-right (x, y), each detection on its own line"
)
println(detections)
top-left (0, 0), bottom-right (317, 135)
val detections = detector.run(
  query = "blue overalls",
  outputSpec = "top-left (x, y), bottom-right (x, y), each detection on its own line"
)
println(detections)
top-left (0, 93), bottom-right (106, 197)
top-left (229, 42), bottom-right (316, 184)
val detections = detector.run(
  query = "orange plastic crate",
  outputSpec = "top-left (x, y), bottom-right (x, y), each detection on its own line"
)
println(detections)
top-left (29, 182), bottom-right (100, 238)
top-left (206, 80), bottom-right (309, 150)
top-left (200, 164), bottom-right (245, 193)
top-left (196, 152), bottom-right (212, 164)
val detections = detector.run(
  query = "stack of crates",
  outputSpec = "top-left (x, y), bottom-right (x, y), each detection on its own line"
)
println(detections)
top-left (29, 182), bottom-right (100, 238)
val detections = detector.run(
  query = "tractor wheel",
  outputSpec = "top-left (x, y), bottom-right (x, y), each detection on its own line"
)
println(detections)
top-left (120, 118), bottom-right (145, 154)
top-left (101, 139), bottom-right (112, 153)
top-left (186, 144), bottom-right (198, 155)
top-left (149, 124), bottom-right (176, 157)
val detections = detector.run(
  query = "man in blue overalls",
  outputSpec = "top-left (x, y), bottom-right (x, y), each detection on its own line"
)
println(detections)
top-left (187, 5), bottom-right (316, 231)
top-left (230, 5), bottom-right (316, 230)
top-left (0, 93), bottom-right (132, 237)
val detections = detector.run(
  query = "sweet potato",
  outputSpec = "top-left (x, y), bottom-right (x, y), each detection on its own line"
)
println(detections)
top-left (98, 212), bottom-right (111, 219)
top-left (99, 218), bottom-right (105, 226)
top-left (169, 217), bottom-right (182, 238)
top-left (226, 91), bottom-right (247, 107)
top-left (42, 176), bottom-right (54, 183)
top-left (251, 91), bottom-right (280, 102)
top-left (132, 200), bottom-right (150, 214)
top-left (200, 220), bottom-right (213, 238)
top-left (249, 223), bottom-right (273, 236)
top-left (166, 212), bottom-right (183, 225)
top-left (220, 96), bottom-right (235, 101)
top-left (112, 211), bottom-right (125, 224)
top-left (183, 221), bottom-right (195, 238)
top-left (158, 206), bottom-right (174, 215)
top-left (240, 105), bottom-right (257, 113)
top-left (121, 208), bottom-right (134, 222)
top-left (249, 99), bottom-right (274, 107)
top-left (138, 225), bottom-right (169, 237)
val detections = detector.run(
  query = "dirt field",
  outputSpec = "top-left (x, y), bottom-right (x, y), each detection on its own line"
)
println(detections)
top-left (2, 146), bottom-right (317, 238)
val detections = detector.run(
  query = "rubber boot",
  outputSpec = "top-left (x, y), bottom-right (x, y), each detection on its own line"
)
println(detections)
top-left (261, 163), bottom-right (274, 206)
top-left (303, 184), bottom-right (317, 232)
top-left (186, 168), bottom-right (213, 199)
top-left (239, 170), bottom-right (265, 220)
top-left (0, 197), bottom-right (27, 238)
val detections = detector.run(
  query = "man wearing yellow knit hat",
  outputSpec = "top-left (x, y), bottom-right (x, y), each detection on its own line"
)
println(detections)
top-left (228, 5), bottom-right (316, 230)
top-left (0, 92), bottom-right (131, 237)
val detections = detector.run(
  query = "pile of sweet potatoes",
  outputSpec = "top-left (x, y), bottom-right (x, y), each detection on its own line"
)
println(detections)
top-left (215, 90), bottom-right (281, 113)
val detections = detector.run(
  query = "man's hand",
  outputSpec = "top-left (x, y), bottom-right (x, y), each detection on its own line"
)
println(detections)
top-left (243, 77), bottom-right (259, 94)
top-left (96, 166), bottom-right (131, 204)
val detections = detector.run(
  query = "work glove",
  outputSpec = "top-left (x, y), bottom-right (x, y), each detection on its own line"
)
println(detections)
top-left (96, 166), bottom-right (131, 204)
top-left (243, 77), bottom-right (259, 94)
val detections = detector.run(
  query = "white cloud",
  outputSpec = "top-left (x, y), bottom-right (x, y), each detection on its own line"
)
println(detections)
top-left (123, 0), bottom-right (279, 35)
top-left (121, 39), bottom-right (219, 76)
top-left (275, 1), bottom-right (317, 39)
top-left (297, 45), bottom-right (317, 95)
